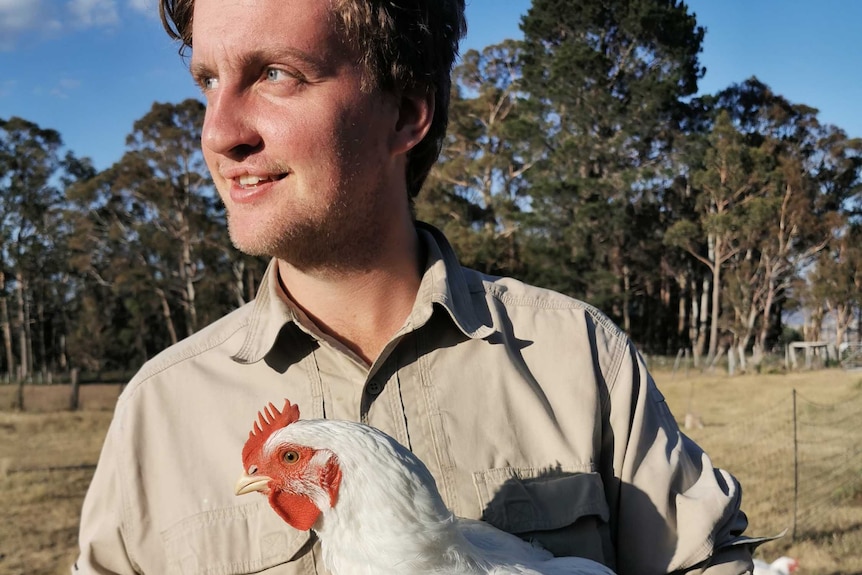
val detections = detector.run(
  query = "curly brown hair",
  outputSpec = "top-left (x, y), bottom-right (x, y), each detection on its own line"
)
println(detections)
top-left (158, 0), bottom-right (466, 199)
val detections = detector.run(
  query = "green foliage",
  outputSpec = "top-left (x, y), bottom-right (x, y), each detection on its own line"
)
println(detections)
top-left (418, 40), bottom-right (540, 278)
top-left (513, 0), bottom-right (706, 338)
top-left (2, 4), bottom-right (862, 373)
top-left (0, 117), bottom-right (93, 379)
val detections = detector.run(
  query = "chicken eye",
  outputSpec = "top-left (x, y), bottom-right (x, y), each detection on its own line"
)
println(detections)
top-left (247, 465), bottom-right (258, 475)
top-left (283, 451), bottom-right (300, 465)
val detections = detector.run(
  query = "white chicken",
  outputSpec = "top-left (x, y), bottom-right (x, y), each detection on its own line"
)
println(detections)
top-left (235, 399), bottom-right (617, 575)
top-left (752, 556), bottom-right (799, 575)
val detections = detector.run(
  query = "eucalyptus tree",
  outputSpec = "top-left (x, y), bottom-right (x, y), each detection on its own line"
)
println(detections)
top-left (66, 164), bottom-right (159, 371)
top-left (665, 110), bottom-right (773, 363)
top-left (121, 99), bottom-right (222, 337)
top-left (518, 0), bottom-right (705, 336)
top-left (807, 223), bottom-right (862, 347)
top-left (666, 78), bottom-right (859, 368)
top-left (419, 40), bottom-right (542, 277)
top-left (0, 117), bottom-right (87, 382)
top-left (66, 99), bottom-right (232, 367)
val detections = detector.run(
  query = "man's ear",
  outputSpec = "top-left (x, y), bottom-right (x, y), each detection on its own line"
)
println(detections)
top-left (392, 89), bottom-right (435, 156)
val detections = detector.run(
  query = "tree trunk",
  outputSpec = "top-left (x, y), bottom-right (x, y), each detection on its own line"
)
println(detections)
top-left (806, 306), bottom-right (823, 342)
top-left (186, 273), bottom-right (197, 336)
top-left (676, 273), bottom-right (687, 343)
top-left (622, 265), bottom-right (631, 334)
top-left (58, 334), bottom-right (68, 372)
top-left (694, 274), bottom-right (710, 366)
top-left (246, 264), bottom-right (257, 303)
top-left (156, 287), bottom-right (179, 346)
top-left (24, 286), bottom-right (34, 380)
top-left (233, 260), bottom-right (247, 308)
top-left (708, 237), bottom-right (721, 362)
top-left (135, 328), bottom-right (148, 366)
top-left (756, 276), bottom-right (777, 365)
top-left (15, 271), bottom-right (28, 382)
top-left (689, 277), bottom-right (700, 367)
top-left (37, 297), bottom-right (47, 378)
top-left (182, 237), bottom-right (198, 336)
top-left (0, 272), bottom-right (14, 381)
top-left (834, 304), bottom-right (853, 350)
top-left (727, 343), bottom-right (736, 376)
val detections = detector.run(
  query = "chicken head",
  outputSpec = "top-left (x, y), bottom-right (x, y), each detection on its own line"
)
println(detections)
top-left (235, 400), bottom-right (342, 531)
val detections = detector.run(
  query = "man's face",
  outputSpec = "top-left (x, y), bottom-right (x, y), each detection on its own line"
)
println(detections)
top-left (191, 0), bottom-right (406, 270)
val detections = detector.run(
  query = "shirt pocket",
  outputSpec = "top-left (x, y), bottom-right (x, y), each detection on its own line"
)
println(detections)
top-left (160, 500), bottom-right (313, 575)
top-left (473, 468), bottom-right (612, 564)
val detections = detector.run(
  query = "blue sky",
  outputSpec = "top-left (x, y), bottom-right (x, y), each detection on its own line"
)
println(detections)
top-left (1, 0), bottom-right (860, 172)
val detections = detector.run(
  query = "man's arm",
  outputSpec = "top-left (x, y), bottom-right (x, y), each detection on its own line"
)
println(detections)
top-left (74, 416), bottom-right (138, 574)
top-left (603, 341), bottom-right (755, 575)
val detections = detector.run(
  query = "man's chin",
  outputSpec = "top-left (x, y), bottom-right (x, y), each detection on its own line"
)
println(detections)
top-left (227, 219), bottom-right (375, 273)
top-left (227, 227), bottom-right (279, 259)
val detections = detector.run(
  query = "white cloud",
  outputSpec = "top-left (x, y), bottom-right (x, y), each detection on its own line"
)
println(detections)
top-left (1, 0), bottom-right (126, 50)
top-left (67, 0), bottom-right (119, 28)
top-left (0, 0), bottom-right (39, 27)
top-left (50, 77), bottom-right (82, 98)
top-left (0, 0), bottom-right (43, 49)
top-left (127, 0), bottom-right (155, 15)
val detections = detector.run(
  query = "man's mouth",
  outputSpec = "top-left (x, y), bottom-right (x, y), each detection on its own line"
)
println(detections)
top-left (237, 173), bottom-right (288, 188)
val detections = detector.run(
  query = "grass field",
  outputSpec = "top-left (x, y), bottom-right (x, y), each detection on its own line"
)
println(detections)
top-left (1, 370), bottom-right (860, 575)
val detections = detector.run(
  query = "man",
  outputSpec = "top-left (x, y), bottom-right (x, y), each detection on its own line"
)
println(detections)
top-left (74, 0), bottom-right (759, 573)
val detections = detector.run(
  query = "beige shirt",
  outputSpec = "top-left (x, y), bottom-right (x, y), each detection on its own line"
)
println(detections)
top-left (75, 223), bottom-right (756, 575)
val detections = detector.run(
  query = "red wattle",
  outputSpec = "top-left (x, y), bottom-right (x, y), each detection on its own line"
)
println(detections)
top-left (270, 491), bottom-right (321, 531)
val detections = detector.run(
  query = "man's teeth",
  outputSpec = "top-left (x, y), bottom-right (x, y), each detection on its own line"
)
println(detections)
top-left (238, 175), bottom-right (272, 186)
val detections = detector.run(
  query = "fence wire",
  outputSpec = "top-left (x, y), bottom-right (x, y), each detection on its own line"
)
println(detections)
top-left (683, 389), bottom-right (862, 543)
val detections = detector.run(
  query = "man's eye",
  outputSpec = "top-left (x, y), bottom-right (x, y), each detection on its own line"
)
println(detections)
top-left (201, 77), bottom-right (218, 91)
top-left (265, 67), bottom-right (305, 85)
top-left (265, 68), bottom-right (288, 82)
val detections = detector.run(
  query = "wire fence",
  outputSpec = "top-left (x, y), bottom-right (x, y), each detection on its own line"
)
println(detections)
top-left (840, 343), bottom-right (862, 370)
top-left (684, 388), bottom-right (862, 543)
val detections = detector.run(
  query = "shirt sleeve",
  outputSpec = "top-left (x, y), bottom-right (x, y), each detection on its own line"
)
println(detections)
top-left (74, 414), bottom-right (139, 574)
top-left (603, 340), bottom-right (755, 575)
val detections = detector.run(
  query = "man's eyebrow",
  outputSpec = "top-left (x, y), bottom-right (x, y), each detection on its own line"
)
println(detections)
top-left (189, 47), bottom-right (330, 82)
top-left (189, 61), bottom-right (214, 84)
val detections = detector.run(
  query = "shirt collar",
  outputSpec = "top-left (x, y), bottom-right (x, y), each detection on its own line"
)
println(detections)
top-left (231, 222), bottom-right (494, 364)
top-left (412, 221), bottom-right (495, 340)
top-left (230, 259), bottom-right (301, 364)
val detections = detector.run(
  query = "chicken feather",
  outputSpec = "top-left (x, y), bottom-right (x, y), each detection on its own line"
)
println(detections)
top-left (236, 399), bottom-right (616, 575)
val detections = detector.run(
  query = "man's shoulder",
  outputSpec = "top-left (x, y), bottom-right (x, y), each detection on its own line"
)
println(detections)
top-left (126, 301), bottom-right (256, 389)
top-left (462, 267), bottom-right (625, 338)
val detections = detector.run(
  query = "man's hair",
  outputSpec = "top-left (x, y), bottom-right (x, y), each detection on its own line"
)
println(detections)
top-left (158, 0), bottom-right (466, 199)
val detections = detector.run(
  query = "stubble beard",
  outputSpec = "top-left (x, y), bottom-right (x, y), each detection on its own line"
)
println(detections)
top-left (226, 183), bottom-right (382, 278)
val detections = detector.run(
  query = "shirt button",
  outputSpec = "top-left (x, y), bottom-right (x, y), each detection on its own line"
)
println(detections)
top-left (366, 381), bottom-right (383, 395)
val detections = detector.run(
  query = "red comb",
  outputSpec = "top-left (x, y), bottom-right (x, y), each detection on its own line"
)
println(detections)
top-left (242, 399), bottom-right (301, 463)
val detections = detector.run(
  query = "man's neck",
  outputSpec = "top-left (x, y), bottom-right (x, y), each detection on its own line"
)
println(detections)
top-left (276, 226), bottom-right (423, 366)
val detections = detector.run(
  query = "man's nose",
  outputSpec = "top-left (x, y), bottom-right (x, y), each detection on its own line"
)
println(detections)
top-left (202, 90), bottom-right (262, 158)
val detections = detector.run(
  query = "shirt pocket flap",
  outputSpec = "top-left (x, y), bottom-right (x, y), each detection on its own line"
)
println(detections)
top-left (161, 500), bottom-right (311, 575)
top-left (473, 468), bottom-right (609, 534)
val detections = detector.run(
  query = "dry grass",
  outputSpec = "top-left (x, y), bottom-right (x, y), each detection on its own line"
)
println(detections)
top-left (1, 371), bottom-right (860, 575)
top-left (654, 366), bottom-right (862, 575)
top-left (0, 385), bottom-right (117, 575)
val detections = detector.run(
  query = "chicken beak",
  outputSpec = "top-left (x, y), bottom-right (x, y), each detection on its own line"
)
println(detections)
top-left (235, 473), bottom-right (272, 496)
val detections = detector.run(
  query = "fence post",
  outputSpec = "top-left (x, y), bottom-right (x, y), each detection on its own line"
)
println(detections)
top-left (69, 368), bottom-right (80, 411)
top-left (14, 365), bottom-right (24, 411)
top-left (792, 388), bottom-right (799, 542)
